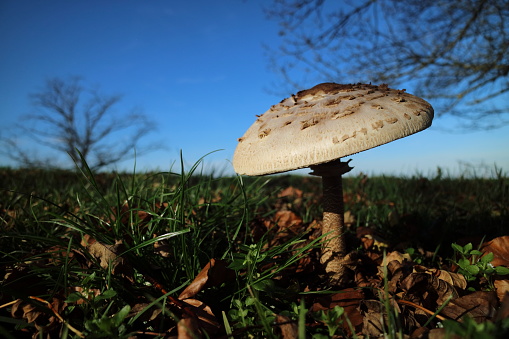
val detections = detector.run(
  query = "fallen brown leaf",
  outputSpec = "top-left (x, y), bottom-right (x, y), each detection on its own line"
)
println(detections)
top-left (360, 299), bottom-right (393, 337)
top-left (441, 291), bottom-right (498, 322)
top-left (68, 286), bottom-right (101, 305)
top-left (81, 235), bottom-right (134, 282)
top-left (482, 236), bottom-right (509, 267)
top-left (11, 296), bottom-right (71, 335)
top-left (262, 210), bottom-right (306, 247)
top-left (274, 210), bottom-right (303, 232)
top-left (178, 316), bottom-right (202, 339)
top-left (110, 202), bottom-right (152, 229)
top-left (11, 299), bottom-right (41, 324)
top-left (401, 273), bottom-right (459, 305)
top-left (153, 234), bottom-right (172, 258)
top-left (178, 259), bottom-right (235, 300)
top-left (344, 210), bottom-right (356, 228)
top-left (1, 208), bottom-right (17, 230)
top-left (494, 293), bottom-right (509, 321)
top-left (383, 251), bottom-right (412, 267)
top-left (358, 227), bottom-right (390, 250)
top-left (414, 266), bottom-right (467, 290)
top-left (310, 288), bottom-right (364, 334)
top-left (180, 299), bottom-right (220, 335)
top-left (278, 186), bottom-right (303, 199)
top-left (495, 279), bottom-right (509, 302)
top-left (276, 314), bottom-right (298, 339)
top-left (387, 259), bottom-right (413, 293)
top-left (128, 302), bottom-right (163, 323)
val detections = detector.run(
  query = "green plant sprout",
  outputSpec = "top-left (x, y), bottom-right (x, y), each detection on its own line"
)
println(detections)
top-left (451, 242), bottom-right (509, 290)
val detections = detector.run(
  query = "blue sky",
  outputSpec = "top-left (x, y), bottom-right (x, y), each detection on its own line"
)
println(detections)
top-left (1, 0), bottom-right (508, 177)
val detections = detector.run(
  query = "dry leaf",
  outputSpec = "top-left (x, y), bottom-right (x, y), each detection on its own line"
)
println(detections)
top-left (178, 259), bottom-right (235, 300)
top-left (180, 299), bottom-right (220, 335)
top-left (276, 314), bottom-right (298, 339)
top-left (383, 251), bottom-right (412, 267)
top-left (358, 227), bottom-right (390, 251)
top-left (11, 297), bottom-right (66, 332)
top-left (127, 302), bottom-right (163, 324)
top-left (494, 293), bottom-right (509, 321)
top-left (310, 288), bottom-right (364, 334)
top-left (274, 210), bottom-right (303, 231)
top-left (1, 208), bottom-right (17, 230)
top-left (264, 210), bottom-right (305, 247)
top-left (198, 192), bottom-right (222, 205)
top-left (82, 235), bottom-right (134, 282)
top-left (494, 279), bottom-right (509, 302)
top-left (11, 300), bottom-right (40, 323)
top-left (153, 234), bottom-right (172, 258)
top-left (292, 240), bottom-right (317, 274)
top-left (482, 236), bottom-right (509, 267)
top-left (344, 210), bottom-right (356, 227)
top-left (278, 186), bottom-right (303, 199)
top-left (387, 259), bottom-right (413, 293)
top-left (416, 267), bottom-right (467, 290)
top-left (401, 273), bottom-right (459, 305)
top-left (433, 270), bottom-right (466, 290)
top-left (68, 286), bottom-right (101, 304)
top-left (427, 328), bottom-right (459, 339)
top-left (360, 299), bottom-right (387, 337)
top-left (250, 216), bottom-right (269, 242)
top-left (441, 291), bottom-right (498, 322)
top-left (178, 316), bottom-right (202, 339)
top-left (110, 202), bottom-right (152, 228)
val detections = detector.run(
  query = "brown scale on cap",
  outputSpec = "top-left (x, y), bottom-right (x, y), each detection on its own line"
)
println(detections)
top-left (296, 83), bottom-right (357, 98)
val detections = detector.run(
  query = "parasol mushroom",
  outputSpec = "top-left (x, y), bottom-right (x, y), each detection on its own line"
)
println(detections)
top-left (232, 83), bottom-right (434, 286)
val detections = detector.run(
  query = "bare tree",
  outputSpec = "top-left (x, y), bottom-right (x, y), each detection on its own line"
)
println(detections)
top-left (2, 77), bottom-right (156, 170)
top-left (265, 0), bottom-right (509, 129)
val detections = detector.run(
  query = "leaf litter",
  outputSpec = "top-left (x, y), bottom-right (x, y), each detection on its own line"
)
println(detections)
top-left (1, 169), bottom-right (509, 337)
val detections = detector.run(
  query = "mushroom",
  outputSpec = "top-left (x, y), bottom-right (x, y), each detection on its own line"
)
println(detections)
top-left (233, 83), bottom-right (434, 286)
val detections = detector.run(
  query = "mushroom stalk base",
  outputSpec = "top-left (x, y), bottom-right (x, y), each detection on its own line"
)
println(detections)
top-left (310, 160), bottom-right (353, 287)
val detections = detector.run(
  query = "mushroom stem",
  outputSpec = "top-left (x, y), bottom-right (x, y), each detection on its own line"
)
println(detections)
top-left (310, 159), bottom-right (353, 286)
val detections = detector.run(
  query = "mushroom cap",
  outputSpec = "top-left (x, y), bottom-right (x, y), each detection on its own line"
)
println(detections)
top-left (233, 83), bottom-right (434, 176)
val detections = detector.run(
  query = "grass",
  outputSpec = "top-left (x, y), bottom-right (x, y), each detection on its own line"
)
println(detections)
top-left (0, 157), bottom-right (508, 338)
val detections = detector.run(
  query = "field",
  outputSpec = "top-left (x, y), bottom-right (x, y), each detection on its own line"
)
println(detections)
top-left (1, 161), bottom-right (509, 338)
